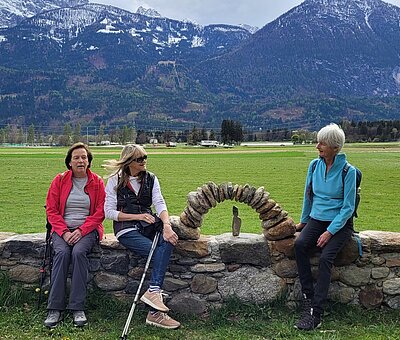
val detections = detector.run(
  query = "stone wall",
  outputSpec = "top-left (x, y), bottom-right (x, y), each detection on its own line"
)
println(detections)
top-left (1, 229), bottom-right (400, 314)
top-left (1, 182), bottom-right (399, 314)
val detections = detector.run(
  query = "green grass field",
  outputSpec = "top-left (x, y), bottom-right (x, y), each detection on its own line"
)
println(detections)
top-left (0, 143), bottom-right (399, 234)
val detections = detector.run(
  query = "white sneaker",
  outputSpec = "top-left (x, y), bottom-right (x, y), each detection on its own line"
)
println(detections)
top-left (73, 310), bottom-right (87, 327)
top-left (44, 310), bottom-right (62, 328)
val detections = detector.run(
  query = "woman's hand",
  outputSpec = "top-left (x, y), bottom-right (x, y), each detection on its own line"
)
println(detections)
top-left (163, 223), bottom-right (178, 246)
top-left (62, 229), bottom-right (82, 245)
top-left (296, 222), bottom-right (306, 232)
top-left (317, 231), bottom-right (332, 248)
top-left (140, 213), bottom-right (155, 224)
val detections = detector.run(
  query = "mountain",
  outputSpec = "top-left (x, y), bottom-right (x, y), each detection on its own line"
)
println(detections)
top-left (0, 0), bottom-right (400, 132)
top-left (135, 6), bottom-right (162, 18)
top-left (0, 0), bottom-right (88, 28)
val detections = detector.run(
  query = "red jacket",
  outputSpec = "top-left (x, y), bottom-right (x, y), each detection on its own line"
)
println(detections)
top-left (46, 169), bottom-right (105, 240)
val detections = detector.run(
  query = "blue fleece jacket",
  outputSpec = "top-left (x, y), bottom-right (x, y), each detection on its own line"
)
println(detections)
top-left (300, 153), bottom-right (356, 235)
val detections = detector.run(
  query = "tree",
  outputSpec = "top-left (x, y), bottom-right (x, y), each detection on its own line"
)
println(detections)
top-left (27, 124), bottom-right (35, 145)
top-left (73, 123), bottom-right (81, 143)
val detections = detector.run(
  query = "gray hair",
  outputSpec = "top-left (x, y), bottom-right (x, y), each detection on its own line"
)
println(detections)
top-left (317, 123), bottom-right (345, 152)
top-left (102, 144), bottom-right (147, 189)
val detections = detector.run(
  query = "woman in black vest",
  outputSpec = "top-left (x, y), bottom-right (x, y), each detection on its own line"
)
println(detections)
top-left (103, 144), bottom-right (180, 329)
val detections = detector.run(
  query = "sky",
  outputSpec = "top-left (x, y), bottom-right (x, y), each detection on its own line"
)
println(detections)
top-left (92, 0), bottom-right (400, 28)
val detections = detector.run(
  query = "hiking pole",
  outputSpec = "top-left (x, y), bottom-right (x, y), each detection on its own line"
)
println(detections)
top-left (120, 231), bottom-right (161, 340)
top-left (37, 219), bottom-right (52, 308)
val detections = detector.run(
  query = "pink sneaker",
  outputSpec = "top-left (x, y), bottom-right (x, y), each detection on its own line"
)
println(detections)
top-left (146, 311), bottom-right (180, 329)
top-left (140, 289), bottom-right (169, 312)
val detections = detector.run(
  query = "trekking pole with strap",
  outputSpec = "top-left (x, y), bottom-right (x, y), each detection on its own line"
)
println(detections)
top-left (120, 230), bottom-right (161, 340)
top-left (37, 218), bottom-right (53, 308)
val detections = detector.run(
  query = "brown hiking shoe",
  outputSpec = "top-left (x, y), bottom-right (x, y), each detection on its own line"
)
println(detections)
top-left (146, 311), bottom-right (181, 329)
top-left (140, 289), bottom-right (169, 312)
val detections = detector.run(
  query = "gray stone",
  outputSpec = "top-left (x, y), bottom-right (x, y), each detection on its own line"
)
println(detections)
top-left (234, 184), bottom-right (243, 202)
top-left (249, 186), bottom-right (265, 208)
top-left (202, 184), bottom-right (217, 208)
top-left (218, 266), bottom-right (286, 303)
top-left (256, 199), bottom-right (276, 214)
top-left (186, 204), bottom-right (203, 223)
top-left (382, 253), bottom-right (400, 267)
top-left (196, 189), bottom-right (213, 211)
top-left (170, 215), bottom-right (201, 240)
top-left (328, 282), bottom-right (356, 303)
top-left (216, 233), bottom-right (270, 266)
top-left (101, 253), bottom-right (129, 274)
top-left (361, 231), bottom-right (400, 253)
top-left (94, 272), bottom-right (127, 291)
top-left (232, 184), bottom-right (239, 201)
top-left (190, 274), bottom-right (218, 294)
top-left (382, 278), bottom-right (400, 295)
top-left (274, 259), bottom-right (298, 278)
top-left (359, 285), bottom-right (383, 309)
top-left (226, 182), bottom-right (234, 199)
top-left (206, 292), bottom-right (222, 302)
top-left (253, 193), bottom-right (271, 210)
top-left (386, 295), bottom-right (400, 309)
top-left (371, 267), bottom-right (390, 279)
top-left (191, 263), bottom-right (225, 273)
top-left (168, 292), bottom-right (208, 315)
top-left (269, 237), bottom-right (295, 258)
top-left (208, 181), bottom-right (220, 203)
top-left (239, 184), bottom-right (251, 203)
top-left (260, 205), bottom-right (282, 220)
top-left (180, 210), bottom-right (197, 228)
top-left (263, 216), bottom-right (294, 240)
top-left (187, 191), bottom-right (208, 214)
top-left (335, 235), bottom-right (360, 266)
top-left (8, 264), bottom-right (40, 283)
top-left (339, 265), bottom-right (371, 286)
top-left (262, 212), bottom-right (289, 230)
top-left (175, 237), bottom-right (209, 258)
top-left (163, 277), bottom-right (189, 291)
top-left (244, 186), bottom-right (257, 205)
top-left (219, 183), bottom-right (227, 202)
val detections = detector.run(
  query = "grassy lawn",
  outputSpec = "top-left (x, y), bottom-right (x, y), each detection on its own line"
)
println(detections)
top-left (0, 143), bottom-right (399, 234)
top-left (0, 271), bottom-right (399, 340)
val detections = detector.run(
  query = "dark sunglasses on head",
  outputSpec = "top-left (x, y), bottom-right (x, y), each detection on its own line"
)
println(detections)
top-left (132, 155), bottom-right (148, 163)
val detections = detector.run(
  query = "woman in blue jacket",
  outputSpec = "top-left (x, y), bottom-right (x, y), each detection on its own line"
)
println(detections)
top-left (294, 123), bottom-right (356, 331)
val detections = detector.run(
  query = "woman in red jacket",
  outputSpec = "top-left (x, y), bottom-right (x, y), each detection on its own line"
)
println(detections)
top-left (44, 142), bottom-right (105, 328)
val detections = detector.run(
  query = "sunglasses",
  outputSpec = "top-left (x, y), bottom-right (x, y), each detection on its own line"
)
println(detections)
top-left (132, 155), bottom-right (148, 163)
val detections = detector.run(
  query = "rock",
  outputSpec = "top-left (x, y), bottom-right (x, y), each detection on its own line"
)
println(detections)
top-left (234, 184), bottom-right (243, 201)
top-left (269, 237), bottom-right (295, 258)
top-left (256, 199), bottom-right (276, 214)
top-left (218, 266), bottom-right (286, 303)
top-left (239, 184), bottom-right (251, 203)
top-left (260, 205), bottom-right (282, 220)
top-left (191, 263), bottom-right (226, 273)
top-left (263, 216), bottom-right (294, 240)
top-left (170, 215), bottom-right (201, 240)
top-left (371, 267), bottom-right (390, 279)
top-left (168, 292), bottom-right (208, 315)
top-left (187, 191), bottom-right (208, 214)
top-left (163, 277), bottom-right (189, 291)
top-left (202, 184), bottom-right (217, 208)
top-left (8, 264), bottom-right (40, 283)
top-left (244, 186), bottom-right (257, 204)
top-left (94, 272), bottom-right (127, 291)
top-left (100, 234), bottom-right (125, 250)
top-left (218, 183), bottom-right (227, 203)
top-left (382, 278), bottom-right (400, 295)
top-left (274, 259), bottom-right (298, 278)
top-left (232, 184), bottom-right (240, 201)
top-left (382, 253), bottom-right (400, 267)
top-left (328, 282), bottom-right (356, 304)
top-left (186, 205), bottom-right (203, 224)
top-left (191, 274), bottom-right (218, 294)
top-left (174, 237), bottom-right (210, 258)
top-left (249, 186), bottom-right (265, 208)
top-left (216, 233), bottom-right (271, 266)
top-left (254, 194), bottom-right (271, 210)
top-left (386, 295), bottom-right (400, 309)
top-left (261, 212), bottom-right (289, 231)
top-left (208, 181), bottom-right (220, 202)
top-left (359, 285), bottom-right (383, 309)
top-left (361, 231), bottom-right (400, 253)
top-left (226, 182), bottom-right (234, 199)
top-left (100, 253), bottom-right (129, 274)
top-left (196, 188), bottom-right (213, 210)
top-left (334, 235), bottom-right (360, 266)
top-left (339, 265), bottom-right (371, 286)
top-left (180, 210), bottom-right (197, 228)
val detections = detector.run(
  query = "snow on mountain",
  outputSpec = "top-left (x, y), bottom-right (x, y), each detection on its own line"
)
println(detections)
top-left (136, 6), bottom-right (162, 18)
top-left (0, 0), bottom-right (88, 28)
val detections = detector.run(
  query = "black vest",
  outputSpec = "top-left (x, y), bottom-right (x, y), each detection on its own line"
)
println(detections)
top-left (113, 171), bottom-right (155, 236)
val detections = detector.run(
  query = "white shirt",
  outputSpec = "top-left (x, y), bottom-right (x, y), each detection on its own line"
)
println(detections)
top-left (104, 173), bottom-right (168, 222)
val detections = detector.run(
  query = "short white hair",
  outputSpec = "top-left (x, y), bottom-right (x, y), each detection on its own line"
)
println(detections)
top-left (317, 123), bottom-right (345, 152)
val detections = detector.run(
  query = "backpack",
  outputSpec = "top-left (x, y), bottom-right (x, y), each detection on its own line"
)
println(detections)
top-left (310, 160), bottom-right (362, 218)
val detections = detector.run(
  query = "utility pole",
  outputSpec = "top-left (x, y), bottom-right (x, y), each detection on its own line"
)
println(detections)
top-left (86, 126), bottom-right (89, 144)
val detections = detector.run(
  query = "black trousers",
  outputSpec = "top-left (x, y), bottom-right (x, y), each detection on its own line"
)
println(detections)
top-left (294, 218), bottom-right (353, 314)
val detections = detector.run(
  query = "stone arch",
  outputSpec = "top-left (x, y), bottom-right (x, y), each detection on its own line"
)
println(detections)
top-left (176, 182), bottom-right (296, 241)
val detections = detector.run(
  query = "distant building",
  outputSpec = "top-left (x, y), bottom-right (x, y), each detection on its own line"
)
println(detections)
top-left (149, 138), bottom-right (158, 145)
top-left (166, 141), bottom-right (177, 147)
top-left (200, 140), bottom-right (219, 147)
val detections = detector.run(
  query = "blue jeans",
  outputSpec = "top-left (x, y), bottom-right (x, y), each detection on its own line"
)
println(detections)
top-left (295, 218), bottom-right (353, 314)
top-left (118, 230), bottom-right (174, 288)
